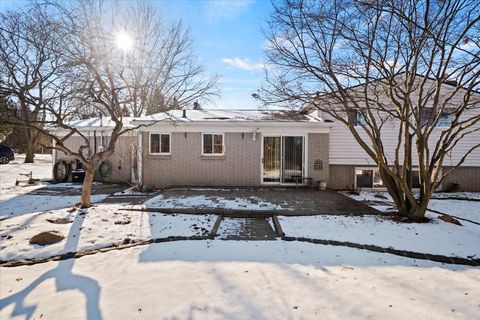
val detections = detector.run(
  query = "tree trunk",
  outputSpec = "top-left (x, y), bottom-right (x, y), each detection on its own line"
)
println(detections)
top-left (24, 128), bottom-right (38, 163)
top-left (80, 165), bottom-right (96, 208)
top-left (24, 145), bottom-right (35, 163)
top-left (409, 205), bottom-right (428, 221)
top-left (395, 194), bottom-right (430, 221)
top-left (24, 137), bottom-right (35, 163)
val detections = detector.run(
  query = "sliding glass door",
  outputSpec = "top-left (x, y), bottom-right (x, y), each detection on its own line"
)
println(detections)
top-left (262, 136), bottom-right (304, 184)
top-left (282, 136), bottom-right (304, 183)
top-left (262, 136), bottom-right (281, 183)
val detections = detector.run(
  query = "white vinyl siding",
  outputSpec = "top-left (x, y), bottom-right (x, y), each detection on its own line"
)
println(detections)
top-left (329, 109), bottom-right (480, 167)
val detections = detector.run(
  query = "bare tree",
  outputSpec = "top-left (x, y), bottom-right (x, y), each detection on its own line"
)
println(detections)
top-left (0, 6), bottom-right (64, 163)
top-left (1, 0), bottom-right (218, 207)
top-left (120, 1), bottom-right (219, 116)
top-left (258, 0), bottom-right (480, 220)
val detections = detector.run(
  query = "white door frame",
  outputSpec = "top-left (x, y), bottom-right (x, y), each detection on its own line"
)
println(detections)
top-left (260, 133), bottom-right (308, 186)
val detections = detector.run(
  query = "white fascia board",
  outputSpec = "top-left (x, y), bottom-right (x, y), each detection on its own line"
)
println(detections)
top-left (139, 121), bottom-right (332, 134)
top-left (51, 128), bottom-right (138, 136)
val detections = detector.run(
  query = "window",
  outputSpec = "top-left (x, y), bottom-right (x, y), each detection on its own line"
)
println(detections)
top-left (356, 167), bottom-right (424, 189)
top-left (355, 168), bottom-right (383, 188)
top-left (412, 171), bottom-right (421, 188)
top-left (150, 133), bottom-right (170, 154)
top-left (373, 169), bottom-right (384, 188)
top-left (420, 108), bottom-right (453, 127)
top-left (203, 133), bottom-right (224, 155)
top-left (355, 169), bottom-right (373, 188)
top-left (348, 109), bottom-right (366, 126)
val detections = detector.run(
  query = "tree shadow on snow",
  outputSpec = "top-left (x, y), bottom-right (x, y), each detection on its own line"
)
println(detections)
top-left (0, 209), bottom-right (103, 320)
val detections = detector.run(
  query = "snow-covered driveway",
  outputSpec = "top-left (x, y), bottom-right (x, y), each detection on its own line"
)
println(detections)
top-left (1, 240), bottom-right (478, 320)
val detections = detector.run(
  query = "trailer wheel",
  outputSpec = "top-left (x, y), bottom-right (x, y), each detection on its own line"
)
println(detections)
top-left (53, 160), bottom-right (70, 182)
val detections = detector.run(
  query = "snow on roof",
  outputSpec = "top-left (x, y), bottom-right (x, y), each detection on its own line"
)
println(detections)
top-left (66, 109), bottom-right (325, 129)
top-left (134, 109), bottom-right (324, 123)
top-left (69, 117), bottom-right (136, 128)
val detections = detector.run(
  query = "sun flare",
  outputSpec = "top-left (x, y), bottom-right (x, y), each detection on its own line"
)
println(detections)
top-left (115, 31), bottom-right (133, 51)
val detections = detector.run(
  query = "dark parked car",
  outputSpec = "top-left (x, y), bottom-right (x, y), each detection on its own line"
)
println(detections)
top-left (0, 144), bottom-right (14, 164)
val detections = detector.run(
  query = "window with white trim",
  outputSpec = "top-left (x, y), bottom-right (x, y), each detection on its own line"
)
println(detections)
top-left (150, 133), bottom-right (170, 154)
top-left (355, 168), bottom-right (384, 188)
top-left (420, 107), bottom-right (453, 127)
top-left (202, 133), bottom-right (224, 155)
top-left (348, 109), bottom-right (366, 126)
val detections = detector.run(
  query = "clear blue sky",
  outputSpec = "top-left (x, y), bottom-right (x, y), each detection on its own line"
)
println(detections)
top-left (1, 0), bottom-right (274, 109)
top-left (156, 0), bottom-right (274, 109)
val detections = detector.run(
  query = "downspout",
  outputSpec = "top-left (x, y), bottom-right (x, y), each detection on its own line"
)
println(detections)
top-left (52, 138), bottom-right (56, 178)
top-left (93, 130), bottom-right (97, 153)
top-left (138, 131), bottom-right (143, 186)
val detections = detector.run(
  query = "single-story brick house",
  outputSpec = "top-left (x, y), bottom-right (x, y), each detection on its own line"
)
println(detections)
top-left (52, 107), bottom-right (480, 191)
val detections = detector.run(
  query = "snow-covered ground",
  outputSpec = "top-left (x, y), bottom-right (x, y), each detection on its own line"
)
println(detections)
top-left (279, 213), bottom-right (480, 258)
top-left (144, 194), bottom-right (290, 211)
top-left (343, 191), bottom-right (480, 221)
top-left (1, 241), bottom-right (479, 320)
top-left (1, 160), bottom-right (479, 319)
top-left (0, 204), bottom-right (214, 261)
top-left (0, 154), bottom-right (52, 190)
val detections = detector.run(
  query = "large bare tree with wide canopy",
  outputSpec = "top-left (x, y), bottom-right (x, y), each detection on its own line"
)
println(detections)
top-left (0, 0), bottom-right (218, 207)
top-left (258, 0), bottom-right (480, 220)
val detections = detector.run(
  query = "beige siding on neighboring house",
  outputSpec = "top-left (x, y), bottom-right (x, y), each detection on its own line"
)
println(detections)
top-left (328, 79), bottom-right (480, 167)
top-left (329, 120), bottom-right (480, 167)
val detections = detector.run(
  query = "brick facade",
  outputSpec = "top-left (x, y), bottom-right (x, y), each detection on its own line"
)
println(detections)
top-left (307, 133), bottom-right (330, 185)
top-left (328, 165), bottom-right (356, 190)
top-left (328, 164), bottom-right (480, 192)
top-left (443, 166), bottom-right (480, 192)
top-left (141, 132), bottom-right (261, 188)
top-left (141, 132), bottom-right (330, 188)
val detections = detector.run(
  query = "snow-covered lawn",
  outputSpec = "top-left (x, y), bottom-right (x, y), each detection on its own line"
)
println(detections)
top-left (0, 203), bottom-right (214, 261)
top-left (279, 213), bottom-right (480, 258)
top-left (144, 194), bottom-right (289, 211)
top-left (1, 161), bottom-right (479, 319)
top-left (0, 154), bottom-right (52, 190)
top-left (272, 191), bottom-right (478, 258)
top-left (0, 194), bottom-right (109, 219)
top-left (1, 240), bottom-right (479, 320)
top-left (344, 191), bottom-right (480, 221)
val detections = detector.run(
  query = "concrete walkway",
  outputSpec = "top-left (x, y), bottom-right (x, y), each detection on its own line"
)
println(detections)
top-left (218, 217), bottom-right (277, 240)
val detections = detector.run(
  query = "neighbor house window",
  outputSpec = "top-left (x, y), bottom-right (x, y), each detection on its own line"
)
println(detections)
top-left (355, 169), bottom-right (373, 188)
top-left (420, 108), bottom-right (453, 127)
top-left (150, 133), bottom-right (170, 154)
top-left (355, 168), bottom-right (383, 188)
top-left (412, 171), bottom-right (421, 188)
top-left (202, 133), bottom-right (224, 155)
top-left (356, 167), bottom-right (423, 189)
top-left (348, 109), bottom-right (366, 126)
